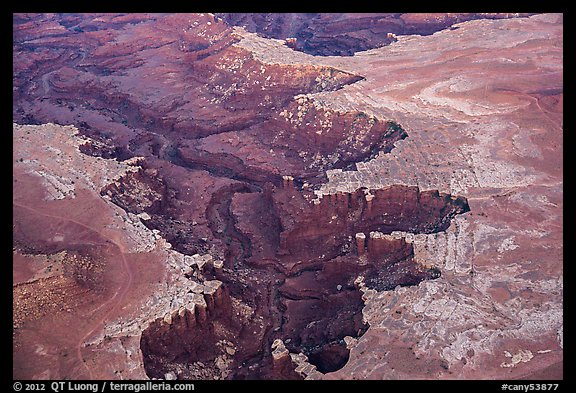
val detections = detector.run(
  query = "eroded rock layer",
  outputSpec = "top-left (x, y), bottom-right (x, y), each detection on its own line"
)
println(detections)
top-left (13, 12), bottom-right (561, 380)
top-left (12, 13), bottom-right (467, 379)
top-left (137, 178), bottom-right (468, 378)
top-left (217, 13), bottom-right (535, 56)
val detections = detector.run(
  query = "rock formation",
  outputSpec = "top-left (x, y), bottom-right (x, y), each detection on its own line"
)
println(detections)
top-left (217, 13), bottom-right (535, 56)
top-left (13, 12), bottom-right (562, 380)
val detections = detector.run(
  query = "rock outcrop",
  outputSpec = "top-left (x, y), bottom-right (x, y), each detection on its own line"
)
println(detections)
top-left (217, 13), bottom-right (535, 56)
top-left (13, 12), bottom-right (562, 380)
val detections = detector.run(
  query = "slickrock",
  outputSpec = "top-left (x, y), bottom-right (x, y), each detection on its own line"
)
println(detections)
top-left (268, 14), bottom-right (561, 380)
top-left (13, 13), bottom-right (561, 380)
top-left (220, 13), bottom-right (534, 56)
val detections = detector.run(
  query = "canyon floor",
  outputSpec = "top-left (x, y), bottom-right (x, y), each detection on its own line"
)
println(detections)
top-left (13, 13), bottom-right (562, 380)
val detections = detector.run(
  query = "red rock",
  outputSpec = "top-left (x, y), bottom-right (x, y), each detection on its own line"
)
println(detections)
top-left (218, 13), bottom-right (535, 56)
top-left (13, 12), bottom-right (561, 381)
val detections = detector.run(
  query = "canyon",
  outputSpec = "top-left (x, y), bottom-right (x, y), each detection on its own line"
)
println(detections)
top-left (13, 13), bottom-right (562, 380)
top-left (217, 13), bottom-right (535, 56)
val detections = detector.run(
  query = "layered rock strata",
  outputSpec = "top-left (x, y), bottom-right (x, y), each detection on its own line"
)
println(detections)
top-left (218, 13), bottom-right (534, 56)
top-left (13, 12), bottom-right (561, 380)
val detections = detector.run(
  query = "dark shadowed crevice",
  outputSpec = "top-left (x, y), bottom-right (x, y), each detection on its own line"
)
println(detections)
top-left (217, 13), bottom-right (536, 56)
top-left (138, 179), bottom-right (469, 379)
top-left (307, 342), bottom-right (351, 373)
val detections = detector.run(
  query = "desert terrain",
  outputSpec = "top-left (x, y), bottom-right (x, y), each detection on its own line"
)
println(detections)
top-left (13, 13), bottom-right (562, 380)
